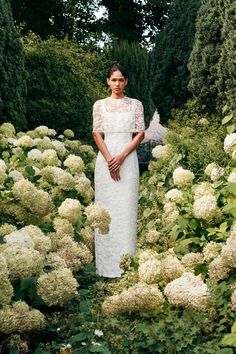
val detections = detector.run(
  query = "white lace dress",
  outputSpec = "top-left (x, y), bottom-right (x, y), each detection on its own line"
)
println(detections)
top-left (93, 97), bottom-right (145, 278)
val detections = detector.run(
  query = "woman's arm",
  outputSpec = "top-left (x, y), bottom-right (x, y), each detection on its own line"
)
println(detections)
top-left (108, 131), bottom-right (145, 172)
top-left (92, 132), bottom-right (121, 181)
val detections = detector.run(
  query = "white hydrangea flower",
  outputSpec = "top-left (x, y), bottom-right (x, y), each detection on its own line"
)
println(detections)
top-left (0, 255), bottom-right (14, 305)
top-left (162, 202), bottom-right (179, 224)
top-left (138, 249), bottom-right (159, 264)
top-left (152, 144), bottom-right (171, 160)
top-left (0, 301), bottom-right (45, 334)
top-left (15, 135), bottom-right (34, 148)
top-left (161, 254), bottom-right (186, 281)
top-left (40, 166), bottom-right (75, 191)
top-left (193, 182), bottom-right (215, 200)
top-left (192, 194), bottom-right (219, 221)
top-left (198, 118), bottom-right (209, 126)
top-left (0, 224), bottom-right (17, 238)
top-left (231, 289), bottom-right (236, 311)
top-left (145, 230), bottom-right (161, 244)
top-left (51, 140), bottom-right (67, 158)
top-left (210, 166), bottom-right (225, 181)
top-left (7, 137), bottom-right (17, 145)
top-left (41, 149), bottom-right (60, 166)
top-left (2, 247), bottom-right (44, 280)
top-left (37, 268), bottom-right (78, 306)
top-left (85, 203), bottom-right (111, 235)
top-left (58, 198), bottom-right (81, 224)
top-left (227, 172), bottom-right (236, 183)
top-left (64, 129), bottom-right (74, 138)
top-left (208, 256), bottom-right (231, 280)
top-left (27, 148), bottom-right (43, 161)
top-left (165, 188), bottom-right (183, 202)
top-left (202, 241), bottom-right (222, 263)
top-left (224, 133), bottom-right (236, 154)
top-left (181, 253), bottom-right (203, 269)
top-left (138, 259), bottom-right (162, 283)
top-left (204, 163), bottom-right (218, 177)
top-left (173, 167), bottom-right (194, 188)
top-left (102, 283), bottom-right (164, 315)
top-left (35, 126), bottom-right (56, 137)
top-left (0, 159), bottom-right (7, 172)
top-left (164, 272), bottom-right (209, 311)
top-left (64, 154), bottom-right (85, 174)
top-left (221, 234), bottom-right (236, 268)
top-left (12, 179), bottom-right (52, 217)
top-left (4, 230), bottom-right (35, 249)
top-left (8, 170), bottom-right (24, 182)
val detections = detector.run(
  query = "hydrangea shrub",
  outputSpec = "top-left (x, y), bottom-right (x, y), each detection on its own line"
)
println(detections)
top-left (0, 123), bottom-right (111, 340)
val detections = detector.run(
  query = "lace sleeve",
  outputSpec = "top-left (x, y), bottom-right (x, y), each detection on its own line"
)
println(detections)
top-left (93, 100), bottom-right (103, 132)
top-left (134, 100), bottom-right (145, 132)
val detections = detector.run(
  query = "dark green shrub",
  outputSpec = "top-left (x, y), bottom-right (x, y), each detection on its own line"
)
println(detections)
top-left (0, 0), bottom-right (26, 130)
top-left (24, 34), bottom-right (107, 143)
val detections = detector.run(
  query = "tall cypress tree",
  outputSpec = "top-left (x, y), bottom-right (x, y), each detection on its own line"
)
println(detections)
top-left (217, 0), bottom-right (236, 115)
top-left (151, 0), bottom-right (200, 123)
top-left (110, 40), bottom-right (155, 128)
top-left (0, 0), bottom-right (26, 129)
top-left (188, 0), bottom-right (223, 114)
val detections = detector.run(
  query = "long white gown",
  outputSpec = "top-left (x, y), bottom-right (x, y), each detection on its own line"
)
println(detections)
top-left (93, 97), bottom-right (145, 278)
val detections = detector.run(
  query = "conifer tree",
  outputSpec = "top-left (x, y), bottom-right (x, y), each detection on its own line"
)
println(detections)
top-left (110, 40), bottom-right (155, 128)
top-left (217, 0), bottom-right (236, 114)
top-left (188, 0), bottom-right (223, 114)
top-left (0, 0), bottom-right (27, 129)
top-left (151, 0), bottom-right (200, 123)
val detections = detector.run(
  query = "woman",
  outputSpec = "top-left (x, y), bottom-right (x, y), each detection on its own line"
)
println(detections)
top-left (92, 64), bottom-right (145, 278)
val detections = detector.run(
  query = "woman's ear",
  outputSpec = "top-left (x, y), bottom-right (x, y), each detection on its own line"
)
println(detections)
top-left (107, 78), bottom-right (110, 86)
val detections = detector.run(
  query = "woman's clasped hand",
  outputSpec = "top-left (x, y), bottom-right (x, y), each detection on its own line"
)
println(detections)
top-left (107, 152), bottom-right (126, 181)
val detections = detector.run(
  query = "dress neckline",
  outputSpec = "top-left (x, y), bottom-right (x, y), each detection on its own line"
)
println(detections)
top-left (107, 96), bottom-right (127, 101)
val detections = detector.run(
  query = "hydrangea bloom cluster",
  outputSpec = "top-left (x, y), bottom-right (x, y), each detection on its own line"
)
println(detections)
top-left (0, 301), bottom-right (45, 334)
top-left (162, 201), bottom-right (179, 224)
top-left (164, 272), bottom-right (209, 311)
top-left (173, 167), bottom-right (194, 188)
top-left (64, 154), bottom-right (85, 173)
top-left (145, 230), bottom-right (161, 244)
top-left (102, 283), bottom-right (164, 315)
top-left (192, 182), bottom-right (215, 200)
top-left (58, 198), bottom-right (82, 224)
top-left (227, 171), bottom-right (236, 183)
top-left (85, 203), bottom-right (111, 235)
top-left (152, 144), bottom-right (172, 160)
top-left (192, 194), bottom-right (220, 222)
top-left (12, 179), bottom-right (52, 217)
top-left (224, 133), bottom-right (236, 155)
top-left (165, 188), bottom-right (183, 202)
top-left (37, 268), bottom-right (78, 306)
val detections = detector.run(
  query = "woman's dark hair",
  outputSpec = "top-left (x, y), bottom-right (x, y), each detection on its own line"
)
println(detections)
top-left (107, 63), bottom-right (128, 79)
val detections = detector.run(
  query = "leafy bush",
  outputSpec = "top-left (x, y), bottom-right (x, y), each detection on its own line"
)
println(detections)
top-left (24, 34), bottom-right (107, 144)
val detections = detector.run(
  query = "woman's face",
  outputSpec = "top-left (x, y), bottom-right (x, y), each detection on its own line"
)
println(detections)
top-left (107, 70), bottom-right (128, 96)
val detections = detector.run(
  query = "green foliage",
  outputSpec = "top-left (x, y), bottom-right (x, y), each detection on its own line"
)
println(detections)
top-left (110, 40), bottom-right (155, 127)
top-left (188, 0), bottom-right (223, 115)
top-left (188, 0), bottom-right (236, 117)
top-left (101, 0), bottom-right (170, 46)
top-left (0, 0), bottom-right (27, 130)
top-left (151, 0), bottom-right (200, 123)
top-left (24, 34), bottom-right (107, 143)
top-left (164, 102), bottom-right (229, 175)
top-left (217, 0), bottom-right (236, 116)
top-left (10, 0), bottom-right (100, 44)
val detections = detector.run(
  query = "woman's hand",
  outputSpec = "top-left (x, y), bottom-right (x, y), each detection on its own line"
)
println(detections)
top-left (110, 169), bottom-right (121, 181)
top-left (108, 152), bottom-right (126, 173)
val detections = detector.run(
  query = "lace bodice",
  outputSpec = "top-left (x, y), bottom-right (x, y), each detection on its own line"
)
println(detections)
top-left (93, 97), bottom-right (145, 133)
